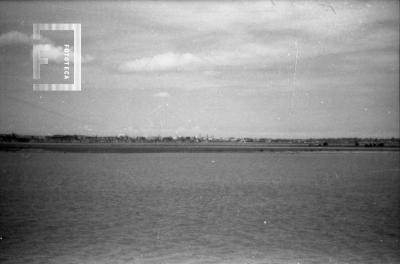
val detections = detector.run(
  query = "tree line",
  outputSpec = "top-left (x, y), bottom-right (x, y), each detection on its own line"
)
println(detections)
top-left (0, 133), bottom-right (398, 147)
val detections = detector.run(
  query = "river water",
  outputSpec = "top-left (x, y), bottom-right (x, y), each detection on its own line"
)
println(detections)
top-left (0, 152), bottom-right (399, 263)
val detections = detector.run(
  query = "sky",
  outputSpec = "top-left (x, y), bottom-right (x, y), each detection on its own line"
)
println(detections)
top-left (0, 0), bottom-right (398, 138)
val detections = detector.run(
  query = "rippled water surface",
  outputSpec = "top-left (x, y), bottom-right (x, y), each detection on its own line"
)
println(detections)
top-left (0, 152), bottom-right (399, 264)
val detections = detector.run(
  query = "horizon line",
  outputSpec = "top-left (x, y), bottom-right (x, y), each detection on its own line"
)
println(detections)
top-left (1, 133), bottom-right (399, 141)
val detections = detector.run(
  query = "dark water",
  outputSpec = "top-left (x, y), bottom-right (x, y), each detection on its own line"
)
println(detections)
top-left (0, 152), bottom-right (399, 264)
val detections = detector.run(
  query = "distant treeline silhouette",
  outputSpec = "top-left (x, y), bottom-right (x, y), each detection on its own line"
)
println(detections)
top-left (0, 133), bottom-right (399, 147)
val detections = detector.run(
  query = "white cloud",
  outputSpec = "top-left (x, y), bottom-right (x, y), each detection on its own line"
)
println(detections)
top-left (109, 1), bottom-right (397, 76)
top-left (0, 31), bottom-right (94, 64)
top-left (0, 31), bottom-right (53, 46)
top-left (0, 31), bottom-right (31, 46)
top-left (34, 44), bottom-right (65, 63)
top-left (153, 92), bottom-right (170, 98)
top-left (35, 45), bottom-right (95, 64)
top-left (118, 52), bottom-right (202, 72)
top-left (117, 45), bottom-right (282, 74)
top-left (82, 54), bottom-right (95, 63)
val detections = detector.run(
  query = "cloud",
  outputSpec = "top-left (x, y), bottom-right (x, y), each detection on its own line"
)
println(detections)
top-left (34, 44), bottom-right (65, 63)
top-left (0, 31), bottom-right (32, 46)
top-left (105, 1), bottom-right (398, 78)
top-left (0, 31), bottom-right (94, 64)
top-left (153, 92), bottom-right (170, 98)
top-left (35, 45), bottom-right (96, 64)
top-left (82, 54), bottom-right (95, 63)
top-left (0, 31), bottom-right (52, 46)
top-left (117, 45), bottom-right (282, 74)
top-left (118, 52), bottom-right (202, 72)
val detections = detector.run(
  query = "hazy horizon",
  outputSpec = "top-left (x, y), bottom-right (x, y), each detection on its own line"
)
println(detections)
top-left (0, 1), bottom-right (399, 138)
top-left (1, 132), bottom-right (399, 141)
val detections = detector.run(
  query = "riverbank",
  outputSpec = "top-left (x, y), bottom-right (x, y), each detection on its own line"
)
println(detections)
top-left (1, 142), bottom-right (398, 153)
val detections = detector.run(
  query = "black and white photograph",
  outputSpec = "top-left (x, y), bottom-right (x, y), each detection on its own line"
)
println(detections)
top-left (0, 0), bottom-right (399, 263)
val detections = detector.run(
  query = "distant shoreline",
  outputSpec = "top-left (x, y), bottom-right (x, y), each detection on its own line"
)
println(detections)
top-left (1, 143), bottom-right (399, 153)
